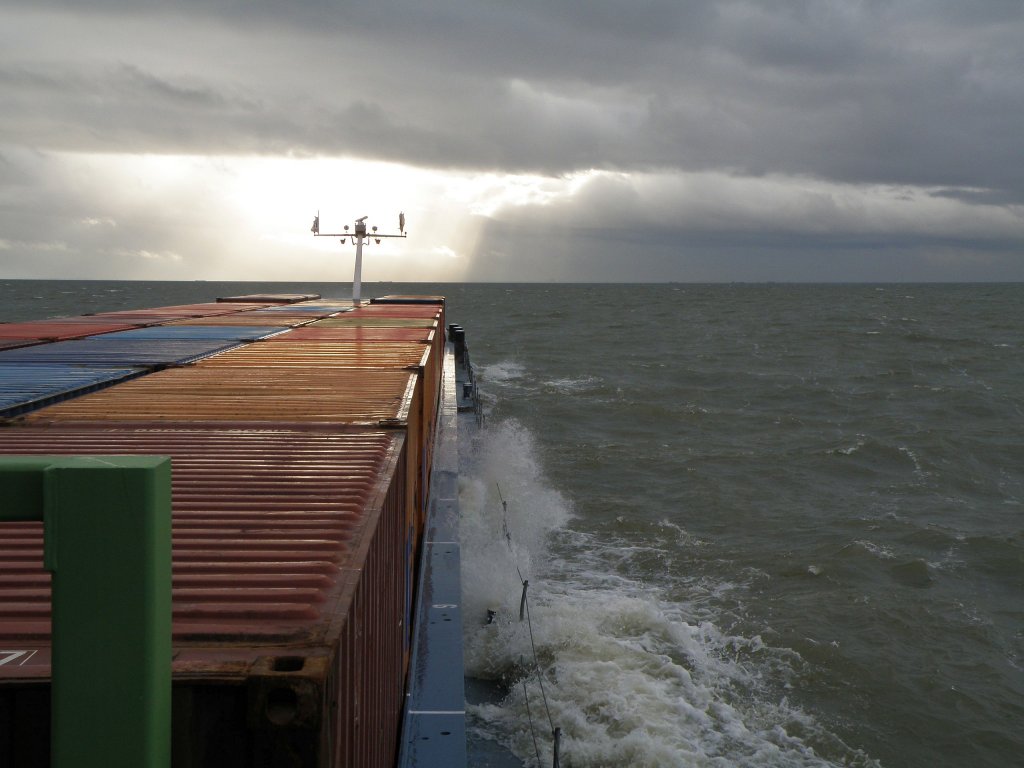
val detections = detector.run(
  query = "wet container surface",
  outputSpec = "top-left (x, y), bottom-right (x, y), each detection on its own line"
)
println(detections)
top-left (311, 317), bottom-right (437, 328)
top-left (274, 327), bottom-right (434, 343)
top-left (0, 320), bottom-right (143, 340)
top-left (0, 296), bottom-right (450, 768)
top-left (371, 295), bottom-right (445, 305)
top-left (0, 425), bottom-right (411, 768)
top-left (104, 326), bottom-right (288, 341)
top-left (217, 294), bottom-right (321, 304)
top-left (0, 426), bottom-right (403, 646)
top-left (252, 304), bottom-right (352, 314)
top-left (198, 340), bottom-right (431, 370)
top-left (90, 302), bottom-right (270, 318)
top-left (0, 338), bottom-right (244, 367)
top-left (169, 313), bottom-right (321, 327)
top-left (0, 364), bottom-right (144, 418)
top-left (0, 340), bottom-right (38, 351)
top-left (20, 366), bottom-right (418, 424)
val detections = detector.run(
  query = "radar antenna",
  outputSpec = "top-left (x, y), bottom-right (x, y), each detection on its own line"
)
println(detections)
top-left (310, 212), bottom-right (407, 306)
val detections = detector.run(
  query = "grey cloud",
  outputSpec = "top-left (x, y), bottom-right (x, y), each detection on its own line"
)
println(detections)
top-left (468, 215), bottom-right (1024, 283)
top-left (462, 169), bottom-right (1024, 281)
top-left (3, 1), bottom-right (1022, 201)
top-left (2, 0), bottom-right (1024, 282)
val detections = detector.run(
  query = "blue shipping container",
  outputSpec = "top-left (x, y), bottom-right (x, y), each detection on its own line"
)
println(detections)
top-left (0, 363), bottom-right (144, 418)
top-left (0, 338), bottom-right (243, 367)
top-left (104, 326), bottom-right (288, 341)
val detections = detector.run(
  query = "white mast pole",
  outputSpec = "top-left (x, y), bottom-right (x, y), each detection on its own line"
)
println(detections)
top-left (352, 239), bottom-right (363, 304)
top-left (352, 217), bottom-right (367, 306)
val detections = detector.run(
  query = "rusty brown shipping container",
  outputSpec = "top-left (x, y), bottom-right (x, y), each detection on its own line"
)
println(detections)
top-left (217, 294), bottom-right (321, 304)
top-left (0, 294), bottom-right (460, 767)
top-left (170, 313), bottom-right (324, 327)
top-left (0, 426), bottom-right (410, 767)
top-left (90, 302), bottom-right (271, 318)
top-left (200, 336), bottom-right (441, 431)
top-left (310, 317), bottom-right (437, 329)
top-left (274, 326), bottom-right (445, 406)
top-left (199, 339), bottom-right (431, 370)
top-left (15, 346), bottom-right (431, 639)
top-left (18, 366), bottom-right (419, 426)
top-left (349, 303), bottom-right (444, 333)
top-left (0, 319), bottom-right (144, 341)
top-left (268, 327), bottom-right (434, 343)
top-left (194, 338), bottom-right (440, 551)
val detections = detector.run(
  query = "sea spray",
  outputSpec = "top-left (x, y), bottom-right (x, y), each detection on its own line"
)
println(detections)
top-left (460, 419), bottom-right (572, 676)
top-left (460, 418), bottom-right (878, 767)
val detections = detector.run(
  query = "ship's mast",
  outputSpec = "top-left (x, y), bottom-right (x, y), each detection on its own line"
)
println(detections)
top-left (311, 212), bottom-right (407, 306)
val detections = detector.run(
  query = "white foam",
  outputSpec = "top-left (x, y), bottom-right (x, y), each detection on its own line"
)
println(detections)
top-left (543, 375), bottom-right (602, 394)
top-left (825, 435), bottom-right (866, 456)
top-left (460, 418), bottom-right (876, 767)
top-left (853, 540), bottom-right (896, 560)
top-left (480, 359), bottom-right (527, 384)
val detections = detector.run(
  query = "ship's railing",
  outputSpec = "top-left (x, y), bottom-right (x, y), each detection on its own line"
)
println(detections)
top-left (0, 455), bottom-right (172, 768)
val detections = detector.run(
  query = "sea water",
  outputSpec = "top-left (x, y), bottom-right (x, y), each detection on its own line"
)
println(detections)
top-left (2, 280), bottom-right (1022, 767)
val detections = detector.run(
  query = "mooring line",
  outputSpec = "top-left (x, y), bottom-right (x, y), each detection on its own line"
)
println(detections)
top-left (496, 483), bottom-right (563, 768)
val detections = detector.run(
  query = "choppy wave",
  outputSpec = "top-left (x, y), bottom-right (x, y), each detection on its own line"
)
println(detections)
top-left (461, 419), bottom-right (878, 767)
top-left (453, 283), bottom-right (1024, 768)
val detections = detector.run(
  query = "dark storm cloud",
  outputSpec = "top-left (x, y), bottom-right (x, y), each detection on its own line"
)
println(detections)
top-left (3, 1), bottom-right (1020, 194)
top-left (1, 1), bottom-right (1022, 281)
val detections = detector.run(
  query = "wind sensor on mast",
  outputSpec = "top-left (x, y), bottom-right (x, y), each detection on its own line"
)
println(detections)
top-left (310, 211), bottom-right (407, 306)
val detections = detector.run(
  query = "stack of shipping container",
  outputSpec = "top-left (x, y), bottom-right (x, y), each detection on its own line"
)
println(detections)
top-left (0, 294), bottom-right (447, 767)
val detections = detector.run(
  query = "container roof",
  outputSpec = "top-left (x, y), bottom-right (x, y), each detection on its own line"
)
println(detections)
top-left (0, 426), bottom-right (405, 653)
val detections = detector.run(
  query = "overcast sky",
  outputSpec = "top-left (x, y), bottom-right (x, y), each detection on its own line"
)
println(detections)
top-left (1, 1), bottom-right (1022, 282)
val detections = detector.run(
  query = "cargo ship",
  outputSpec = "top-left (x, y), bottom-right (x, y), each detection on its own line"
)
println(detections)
top-left (0, 292), bottom-right (474, 767)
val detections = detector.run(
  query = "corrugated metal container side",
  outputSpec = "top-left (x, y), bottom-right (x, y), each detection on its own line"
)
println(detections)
top-left (198, 340), bottom-right (431, 371)
top-left (18, 367), bottom-right (419, 425)
top-left (0, 338), bottom-right (244, 368)
top-left (0, 295), bottom-right (452, 767)
top-left (90, 302), bottom-right (271, 318)
top-left (270, 327), bottom-right (433, 343)
top-left (80, 312), bottom-right (211, 323)
top-left (309, 317), bottom-right (438, 329)
top-left (0, 364), bottom-right (144, 418)
top-left (348, 305), bottom-right (441, 317)
top-left (0, 340), bottom-right (39, 351)
top-left (0, 320), bottom-right (143, 341)
top-left (0, 426), bottom-right (409, 767)
top-left (249, 333), bottom-right (443, 448)
top-left (217, 294), bottom-right (321, 304)
top-left (105, 326), bottom-right (289, 341)
top-left (252, 304), bottom-right (351, 314)
top-left (371, 295), bottom-right (445, 305)
top-left (191, 339), bottom-right (438, 589)
top-left (169, 314), bottom-right (320, 328)
top-left (276, 314), bottom-right (444, 493)
top-left (347, 303), bottom-right (443, 328)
